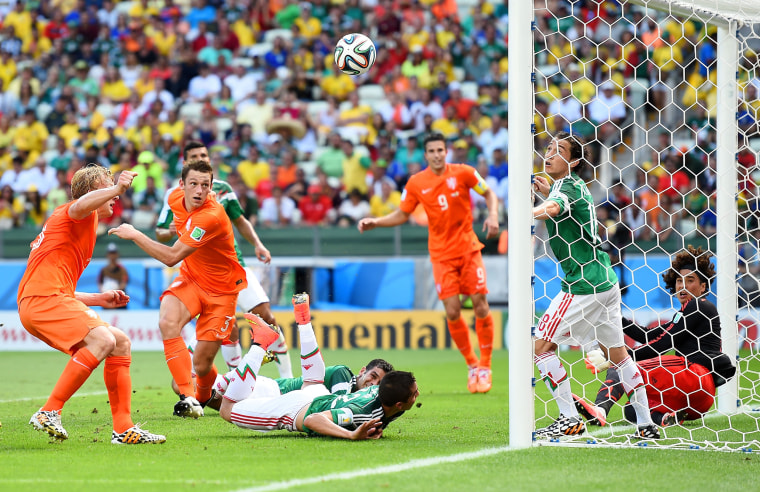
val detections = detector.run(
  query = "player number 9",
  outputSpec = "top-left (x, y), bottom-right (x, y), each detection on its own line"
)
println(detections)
top-left (437, 194), bottom-right (448, 211)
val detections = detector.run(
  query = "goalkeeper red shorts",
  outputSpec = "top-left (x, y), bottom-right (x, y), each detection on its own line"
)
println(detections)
top-left (638, 355), bottom-right (716, 419)
top-left (161, 274), bottom-right (238, 342)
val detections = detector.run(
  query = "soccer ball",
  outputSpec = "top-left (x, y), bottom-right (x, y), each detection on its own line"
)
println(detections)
top-left (334, 33), bottom-right (377, 76)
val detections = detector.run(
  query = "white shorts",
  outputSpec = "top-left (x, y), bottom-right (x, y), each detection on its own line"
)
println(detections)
top-left (536, 284), bottom-right (624, 350)
top-left (230, 384), bottom-right (329, 432)
top-left (236, 267), bottom-right (269, 312)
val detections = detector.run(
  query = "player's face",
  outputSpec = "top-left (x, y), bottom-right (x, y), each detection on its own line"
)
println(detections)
top-left (356, 366), bottom-right (387, 389)
top-left (544, 138), bottom-right (574, 180)
top-left (424, 140), bottom-right (447, 173)
top-left (180, 170), bottom-right (212, 211)
top-left (399, 382), bottom-right (420, 411)
top-left (675, 269), bottom-right (707, 305)
top-left (95, 176), bottom-right (116, 217)
top-left (185, 146), bottom-right (210, 164)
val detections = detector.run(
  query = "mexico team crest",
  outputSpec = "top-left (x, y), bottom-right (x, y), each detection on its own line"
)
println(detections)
top-left (446, 177), bottom-right (457, 190)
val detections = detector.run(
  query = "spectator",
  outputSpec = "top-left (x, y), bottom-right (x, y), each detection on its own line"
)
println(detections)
top-left (188, 62), bottom-right (222, 102)
top-left (366, 159), bottom-right (396, 198)
top-left (341, 139), bottom-right (370, 194)
top-left (588, 80), bottom-right (627, 145)
top-left (237, 89), bottom-right (274, 137)
top-left (0, 156), bottom-right (26, 193)
top-left (317, 132), bottom-right (345, 178)
top-left (21, 185), bottom-right (47, 228)
top-left (0, 184), bottom-right (22, 229)
top-left (299, 184), bottom-right (334, 226)
top-left (336, 188), bottom-right (370, 227)
top-left (225, 60), bottom-right (260, 104)
top-left (260, 185), bottom-right (297, 227)
top-left (131, 151), bottom-right (166, 194)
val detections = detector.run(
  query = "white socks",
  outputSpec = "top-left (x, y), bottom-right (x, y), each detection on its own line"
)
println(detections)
top-left (535, 352), bottom-right (578, 418)
top-left (298, 322), bottom-right (325, 384)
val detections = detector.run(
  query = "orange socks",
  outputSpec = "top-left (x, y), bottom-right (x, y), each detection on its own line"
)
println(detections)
top-left (104, 355), bottom-right (134, 433)
top-left (164, 337), bottom-right (194, 396)
top-left (195, 364), bottom-right (218, 403)
top-left (448, 317), bottom-right (478, 367)
top-left (43, 347), bottom-right (100, 412)
top-left (476, 314), bottom-right (494, 369)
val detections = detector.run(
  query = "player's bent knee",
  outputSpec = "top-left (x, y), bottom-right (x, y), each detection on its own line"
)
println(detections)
top-left (84, 326), bottom-right (117, 359)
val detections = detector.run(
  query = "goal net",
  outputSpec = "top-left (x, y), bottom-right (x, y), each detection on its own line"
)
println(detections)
top-left (508, 0), bottom-right (760, 451)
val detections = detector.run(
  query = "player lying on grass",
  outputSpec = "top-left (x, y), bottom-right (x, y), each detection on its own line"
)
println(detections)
top-left (219, 293), bottom-right (419, 439)
top-left (156, 141), bottom-right (294, 379)
top-left (20, 165), bottom-right (164, 444)
top-left (574, 246), bottom-right (736, 427)
top-left (203, 357), bottom-right (394, 411)
top-left (532, 132), bottom-right (658, 439)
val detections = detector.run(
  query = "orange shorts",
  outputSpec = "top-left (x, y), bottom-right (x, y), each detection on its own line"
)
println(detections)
top-left (19, 295), bottom-right (107, 355)
top-left (431, 250), bottom-right (488, 300)
top-left (161, 274), bottom-right (239, 342)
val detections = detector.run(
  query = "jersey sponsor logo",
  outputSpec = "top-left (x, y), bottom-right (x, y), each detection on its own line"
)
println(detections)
top-left (86, 309), bottom-right (97, 319)
top-left (170, 280), bottom-right (183, 289)
top-left (446, 177), bottom-right (457, 190)
top-left (190, 226), bottom-right (206, 241)
top-left (421, 188), bottom-right (433, 194)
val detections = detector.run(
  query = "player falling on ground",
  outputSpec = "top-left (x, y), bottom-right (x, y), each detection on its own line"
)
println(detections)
top-left (574, 246), bottom-right (736, 427)
top-left (109, 159), bottom-right (246, 418)
top-left (156, 141), bottom-right (293, 378)
top-left (531, 132), bottom-right (659, 439)
top-left (19, 165), bottom-right (164, 444)
top-left (209, 357), bottom-right (393, 409)
top-left (358, 132), bottom-right (499, 393)
top-left (219, 293), bottom-right (419, 439)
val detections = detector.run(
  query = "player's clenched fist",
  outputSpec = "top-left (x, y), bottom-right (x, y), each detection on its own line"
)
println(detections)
top-left (357, 218), bottom-right (377, 233)
top-left (116, 170), bottom-right (137, 193)
top-left (108, 223), bottom-right (139, 240)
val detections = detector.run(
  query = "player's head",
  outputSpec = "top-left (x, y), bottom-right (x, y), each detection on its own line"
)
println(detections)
top-left (356, 359), bottom-right (394, 390)
top-left (544, 131), bottom-right (587, 179)
top-left (423, 132), bottom-right (447, 171)
top-left (662, 245), bottom-right (715, 304)
top-left (183, 140), bottom-right (209, 164)
top-left (378, 371), bottom-right (418, 412)
top-left (180, 159), bottom-right (214, 211)
top-left (71, 164), bottom-right (116, 216)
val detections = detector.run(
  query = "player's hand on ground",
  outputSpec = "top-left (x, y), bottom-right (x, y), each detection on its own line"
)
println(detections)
top-left (357, 218), bottom-right (376, 233)
top-left (115, 171), bottom-right (137, 194)
top-left (351, 418), bottom-right (383, 440)
top-left (483, 216), bottom-right (499, 239)
top-left (533, 175), bottom-right (551, 196)
top-left (100, 289), bottom-right (129, 308)
top-left (255, 244), bottom-right (271, 264)
top-left (108, 223), bottom-right (139, 240)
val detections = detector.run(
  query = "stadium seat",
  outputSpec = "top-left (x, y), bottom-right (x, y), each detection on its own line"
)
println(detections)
top-left (307, 100), bottom-right (329, 119)
top-left (96, 103), bottom-right (114, 119)
top-left (247, 42), bottom-right (273, 58)
top-left (115, 1), bottom-right (136, 16)
top-left (45, 135), bottom-right (57, 150)
top-left (35, 102), bottom-right (52, 121)
top-left (461, 81), bottom-right (479, 101)
top-left (338, 101), bottom-right (353, 112)
top-left (178, 102), bottom-right (203, 123)
top-left (216, 118), bottom-right (233, 136)
top-left (263, 29), bottom-right (293, 43)
top-left (358, 84), bottom-right (385, 101)
top-left (231, 57), bottom-right (253, 68)
top-left (452, 67), bottom-right (466, 82)
top-left (298, 160), bottom-right (318, 180)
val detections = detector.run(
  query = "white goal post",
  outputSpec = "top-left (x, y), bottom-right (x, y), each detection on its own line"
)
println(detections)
top-left (508, 0), bottom-right (760, 450)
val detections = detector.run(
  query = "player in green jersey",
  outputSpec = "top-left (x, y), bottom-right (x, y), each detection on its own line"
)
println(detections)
top-left (531, 132), bottom-right (658, 440)
top-left (156, 141), bottom-right (293, 379)
top-left (219, 293), bottom-right (418, 439)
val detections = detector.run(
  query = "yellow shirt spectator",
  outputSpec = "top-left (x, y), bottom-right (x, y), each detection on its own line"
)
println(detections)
top-left (157, 120), bottom-right (185, 143)
top-left (294, 17), bottom-right (321, 39)
top-left (468, 115), bottom-right (492, 136)
top-left (152, 30), bottom-right (177, 57)
top-left (293, 50), bottom-right (314, 72)
top-left (133, 76), bottom-right (155, 99)
top-left (404, 31), bottom-right (429, 51)
top-left (0, 126), bottom-right (16, 149)
top-left (233, 19), bottom-right (256, 47)
top-left (431, 117), bottom-right (458, 139)
top-left (321, 71), bottom-right (356, 100)
top-left (436, 30), bottom-right (455, 49)
top-left (652, 44), bottom-right (684, 73)
top-left (342, 153), bottom-right (369, 194)
top-left (5, 9), bottom-right (32, 42)
top-left (370, 190), bottom-right (401, 217)
top-left (0, 57), bottom-right (17, 90)
top-left (22, 35), bottom-right (52, 59)
top-left (14, 121), bottom-right (49, 154)
top-left (570, 76), bottom-right (596, 104)
top-left (58, 123), bottom-right (80, 148)
top-left (237, 159), bottom-right (270, 189)
top-left (101, 79), bottom-right (132, 104)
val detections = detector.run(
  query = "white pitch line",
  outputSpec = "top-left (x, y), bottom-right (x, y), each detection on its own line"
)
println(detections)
top-left (234, 446), bottom-right (513, 492)
top-left (0, 391), bottom-right (108, 404)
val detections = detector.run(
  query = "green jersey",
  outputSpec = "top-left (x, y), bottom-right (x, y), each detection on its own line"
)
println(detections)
top-left (276, 365), bottom-right (356, 395)
top-left (545, 173), bottom-right (617, 295)
top-left (302, 385), bottom-right (404, 436)
top-left (156, 180), bottom-right (246, 265)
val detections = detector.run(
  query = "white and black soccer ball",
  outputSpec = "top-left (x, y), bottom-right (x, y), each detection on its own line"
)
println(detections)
top-left (334, 33), bottom-right (377, 76)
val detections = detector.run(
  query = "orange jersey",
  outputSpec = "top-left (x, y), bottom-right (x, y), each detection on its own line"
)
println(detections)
top-left (400, 163), bottom-right (485, 262)
top-left (169, 187), bottom-right (247, 295)
top-left (18, 201), bottom-right (98, 302)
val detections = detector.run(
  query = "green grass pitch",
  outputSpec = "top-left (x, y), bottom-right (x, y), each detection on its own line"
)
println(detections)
top-left (1, 349), bottom-right (758, 491)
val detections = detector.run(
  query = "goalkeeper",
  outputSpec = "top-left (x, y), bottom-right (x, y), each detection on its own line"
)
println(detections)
top-left (574, 246), bottom-right (737, 427)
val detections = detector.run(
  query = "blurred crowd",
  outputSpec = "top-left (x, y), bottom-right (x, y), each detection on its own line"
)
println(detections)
top-left (0, 0), bottom-right (757, 267)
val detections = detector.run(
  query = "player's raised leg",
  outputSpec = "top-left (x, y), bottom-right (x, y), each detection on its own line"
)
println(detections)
top-left (293, 293), bottom-right (326, 385)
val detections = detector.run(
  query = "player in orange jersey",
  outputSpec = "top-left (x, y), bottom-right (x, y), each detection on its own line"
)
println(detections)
top-left (359, 133), bottom-right (500, 393)
top-left (109, 159), bottom-right (248, 417)
top-left (18, 164), bottom-right (165, 444)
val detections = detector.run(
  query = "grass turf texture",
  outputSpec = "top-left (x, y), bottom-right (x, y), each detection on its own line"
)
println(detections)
top-left (0, 349), bottom-right (758, 491)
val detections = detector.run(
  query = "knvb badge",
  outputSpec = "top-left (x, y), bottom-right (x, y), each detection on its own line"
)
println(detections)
top-left (446, 177), bottom-right (457, 190)
top-left (190, 226), bottom-right (206, 241)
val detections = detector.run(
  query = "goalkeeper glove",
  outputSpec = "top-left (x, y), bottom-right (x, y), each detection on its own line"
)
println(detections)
top-left (585, 348), bottom-right (611, 374)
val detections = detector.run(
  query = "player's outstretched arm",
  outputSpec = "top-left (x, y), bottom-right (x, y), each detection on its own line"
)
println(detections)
top-left (358, 209), bottom-right (410, 233)
top-left (69, 171), bottom-right (137, 220)
top-left (232, 215), bottom-right (271, 263)
top-left (302, 411), bottom-right (383, 440)
top-left (108, 224), bottom-right (195, 267)
top-left (74, 290), bottom-right (130, 308)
